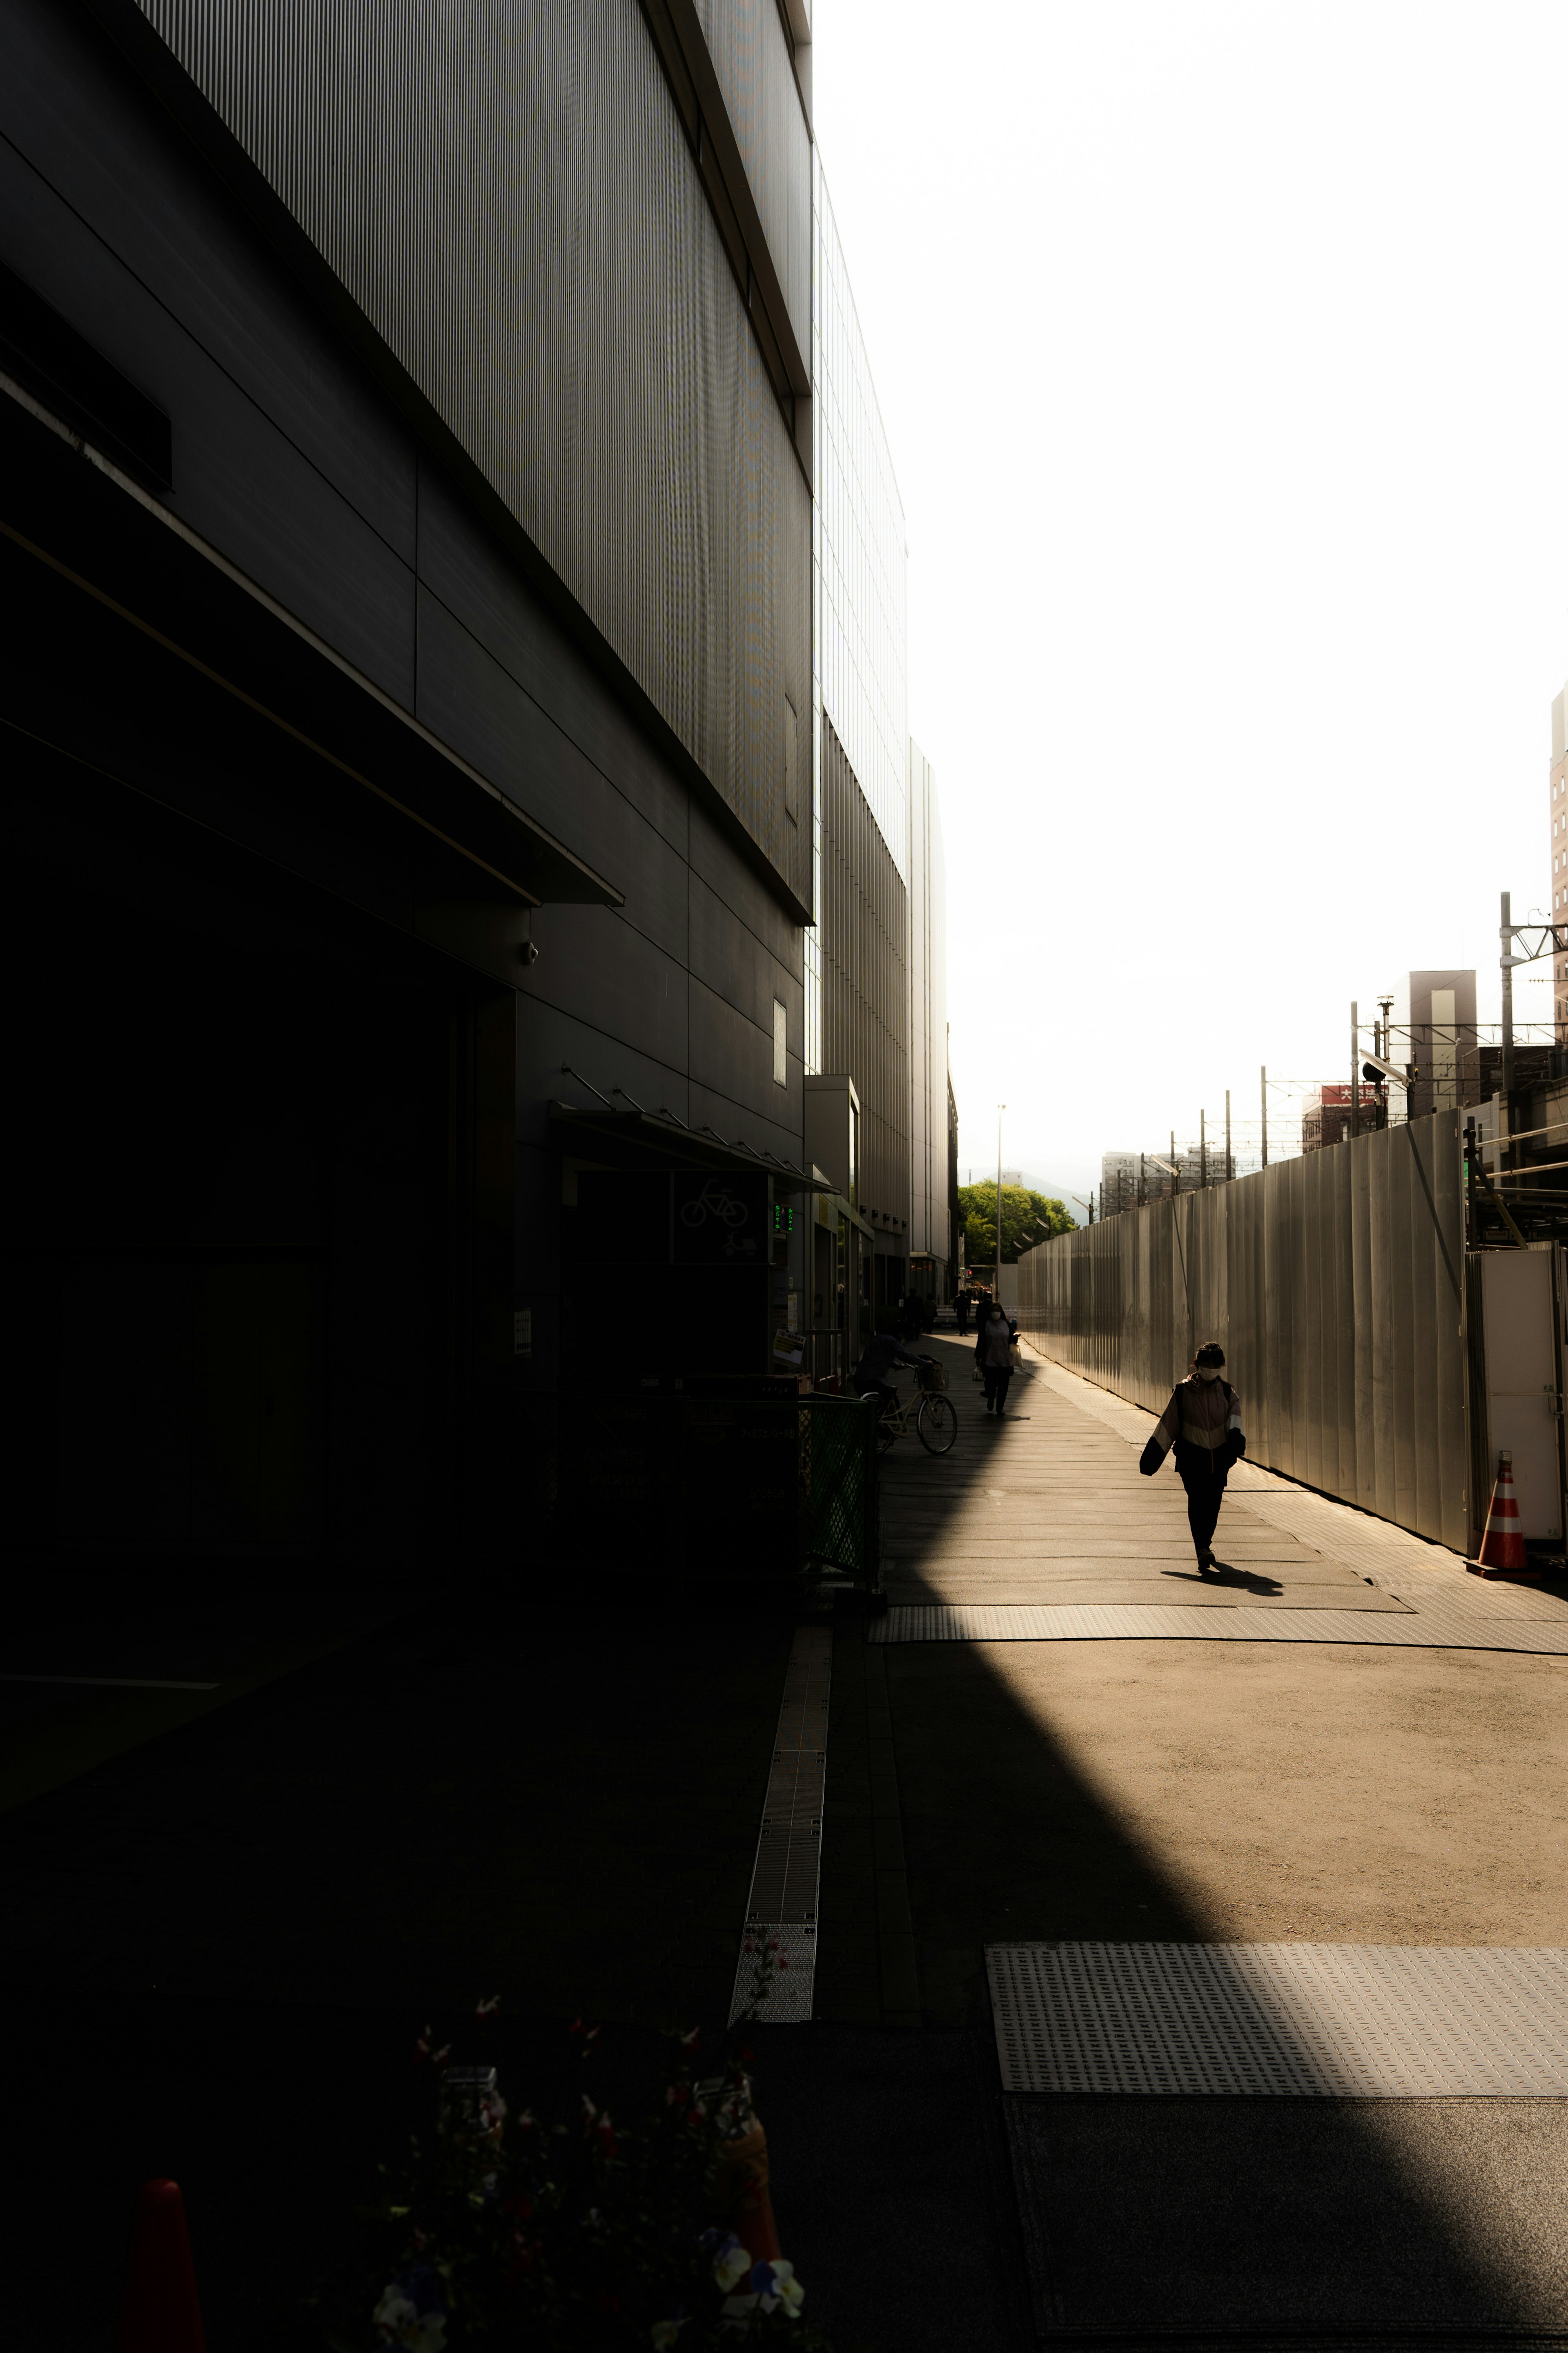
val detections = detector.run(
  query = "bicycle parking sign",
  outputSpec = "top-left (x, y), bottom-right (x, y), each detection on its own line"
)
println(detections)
top-left (673, 1171), bottom-right (766, 1262)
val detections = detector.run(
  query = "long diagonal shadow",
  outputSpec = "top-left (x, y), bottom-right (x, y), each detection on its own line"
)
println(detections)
top-left (839, 1331), bottom-right (1568, 2342)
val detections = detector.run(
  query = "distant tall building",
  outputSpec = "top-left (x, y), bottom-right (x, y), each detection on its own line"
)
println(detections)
top-left (1552, 683), bottom-right (1568, 1040)
top-left (907, 740), bottom-right (951, 1300)
top-left (1101, 1152), bottom-right (1140, 1211)
top-left (1392, 972), bottom-right (1478, 1113)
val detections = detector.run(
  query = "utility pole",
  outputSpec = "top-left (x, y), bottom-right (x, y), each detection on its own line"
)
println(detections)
top-left (1501, 890), bottom-right (1515, 1099)
top-left (1139, 1151), bottom-right (1146, 1206)
top-left (1350, 1001), bottom-right (1360, 1139)
top-left (1260, 1066), bottom-right (1268, 1167)
top-left (994, 1104), bottom-right (1006, 1301)
top-left (1200, 1110), bottom-right (1207, 1189)
top-left (1225, 1088), bottom-right (1232, 1181)
top-left (1171, 1130), bottom-right (1179, 1195)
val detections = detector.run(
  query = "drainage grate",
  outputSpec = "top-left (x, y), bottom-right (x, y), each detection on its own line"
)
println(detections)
top-left (987, 1942), bottom-right (1568, 2095)
top-left (728, 1627), bottom-right (831, 2024)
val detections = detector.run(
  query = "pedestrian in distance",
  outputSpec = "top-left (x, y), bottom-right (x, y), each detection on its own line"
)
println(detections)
top-left (1139, 1341), bottom-right (1246, 1569)
top-left (956, 1290), bottom-right (971, 1335)
top-left (975, 1296), bottom-right (1018, 1418)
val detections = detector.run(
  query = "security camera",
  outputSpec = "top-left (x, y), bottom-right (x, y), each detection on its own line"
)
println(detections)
top-left (520, 938), bottom-right (540, 968)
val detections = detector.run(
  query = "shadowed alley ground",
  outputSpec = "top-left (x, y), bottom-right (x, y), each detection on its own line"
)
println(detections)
top-left (4, 1333), bottom-right (1568, 2346)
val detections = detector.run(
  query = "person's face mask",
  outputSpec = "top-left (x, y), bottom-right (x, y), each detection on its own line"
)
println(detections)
top-left (1196, 1365), bottom-right (1222, 1381)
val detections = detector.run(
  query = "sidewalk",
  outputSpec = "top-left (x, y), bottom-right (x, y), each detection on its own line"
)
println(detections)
top-left (836, 1333), bottom-right (1568, 2341)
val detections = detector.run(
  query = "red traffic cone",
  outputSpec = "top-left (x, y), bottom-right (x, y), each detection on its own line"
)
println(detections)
top-left (116, 2179), bottom-right (206, 2353)
top-left (1471, 1450), bottom-right (1530, 1581)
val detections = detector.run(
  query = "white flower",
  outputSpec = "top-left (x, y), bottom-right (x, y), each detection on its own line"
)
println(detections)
top-left (711, 2237), bottom-right (750, 2292)
top-left (752, 2259), bottom-right (804, 2319)
top-left (373, 2288), bottom-right (448, 2352)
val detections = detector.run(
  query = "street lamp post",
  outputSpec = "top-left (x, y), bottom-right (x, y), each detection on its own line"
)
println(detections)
top-left (1501, 890), bottom-right (1515, 1100)
top-left (994, 1103), bottom-right (1006, 1303)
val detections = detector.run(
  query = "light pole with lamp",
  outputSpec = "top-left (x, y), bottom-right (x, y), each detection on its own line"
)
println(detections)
top-left (993, 1103), bottom-right (1006, 1303)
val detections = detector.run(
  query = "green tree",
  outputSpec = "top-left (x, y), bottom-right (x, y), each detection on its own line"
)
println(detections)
top-left (958, 1183), bottom-right (1075, 1268)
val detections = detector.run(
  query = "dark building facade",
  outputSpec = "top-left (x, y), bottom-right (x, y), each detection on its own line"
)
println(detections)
top-left (808, 159), bottom-right (914, 1317)
top-left (2, 0), bottom-right (817, 1575)
top-left (819, 718), bottom-right (909, 1297)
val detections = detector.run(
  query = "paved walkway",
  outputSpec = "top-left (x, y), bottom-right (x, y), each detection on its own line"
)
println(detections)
top-left (840, 1332), bottom-right (1568, 2342)
top-left (879, 1339), bottom-right (1568, 1646)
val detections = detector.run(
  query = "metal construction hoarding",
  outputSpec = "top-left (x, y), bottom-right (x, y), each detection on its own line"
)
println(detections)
top-left (1014, 1111), bottom-right (1470, 1552)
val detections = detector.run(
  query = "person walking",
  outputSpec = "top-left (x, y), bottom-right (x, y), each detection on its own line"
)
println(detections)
top-left (1139, 1341), bottom-right (1246, 1569)
top-left (955, 1290), bottom-right (971, 1335)
top-left (975, 1296), bottom-right (1018, 1418)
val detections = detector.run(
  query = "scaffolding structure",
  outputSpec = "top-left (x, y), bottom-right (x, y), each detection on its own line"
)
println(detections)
top-left (1090, 1023), bottom-right (1563, 1219)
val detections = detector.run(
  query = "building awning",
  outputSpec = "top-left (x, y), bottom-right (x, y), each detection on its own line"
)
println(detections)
top-left (0, 377), bottom-right (622, 912)
top-left (549, 1099), bottom-right (817, 1189)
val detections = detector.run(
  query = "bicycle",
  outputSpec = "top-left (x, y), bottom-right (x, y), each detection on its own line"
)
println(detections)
top-left (861, 1356), bottom-right (958, 1455)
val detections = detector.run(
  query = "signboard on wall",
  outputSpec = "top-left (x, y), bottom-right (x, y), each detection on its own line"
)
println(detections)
top-left (673, 1172), bottom-right (767, 1265)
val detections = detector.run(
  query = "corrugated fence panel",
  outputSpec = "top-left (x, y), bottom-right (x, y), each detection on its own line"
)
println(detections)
top-left (1015, 1112), bottom-right (1467, 1549)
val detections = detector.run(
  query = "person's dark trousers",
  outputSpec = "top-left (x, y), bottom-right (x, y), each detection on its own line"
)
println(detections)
top-left (1175, 1440), bottom-right (1227, 1558)
top-left (983, 1364), bottom-right (1012, 1415)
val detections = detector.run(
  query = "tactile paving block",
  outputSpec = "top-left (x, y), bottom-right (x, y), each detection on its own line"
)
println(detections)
top-left (987, 1941), bottom-right (1568, 2095)
top-left (871, 1600), bottom-right (1568, 1651)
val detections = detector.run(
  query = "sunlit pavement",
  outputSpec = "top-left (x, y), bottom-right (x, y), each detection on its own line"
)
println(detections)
top-left (822, 1330), bottom-right (1568, 2343)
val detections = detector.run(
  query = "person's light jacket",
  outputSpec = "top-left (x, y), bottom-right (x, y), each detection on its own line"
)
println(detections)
top-left (1139, 1375), bottom-right (1244, 1475)
top-left (975, 1313), bottom-right (1017, 1371)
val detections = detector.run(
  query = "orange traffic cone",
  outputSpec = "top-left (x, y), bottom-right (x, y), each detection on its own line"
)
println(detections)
top-left (716, 2116), bottom-right (782, 2263)
top-left (1470, 1450), bottom-right (1530, 1581)
top-left (116, 2179), bottom-right (206, 2353)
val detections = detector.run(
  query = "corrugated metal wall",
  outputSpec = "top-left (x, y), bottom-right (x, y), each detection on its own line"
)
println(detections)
top-left (138, 0), bottom-right (812, 908)
top-left (821, 717), bottom-right (909, 1231)
top-left (692, 0), bottom-right (809, 357)
top-left (1015, 1111), bottom-right (1470, 1550)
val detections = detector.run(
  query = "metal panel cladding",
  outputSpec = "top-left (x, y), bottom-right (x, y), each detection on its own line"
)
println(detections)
top-left (907, 739), bottom-right (947, 1261)
top-left (692, 0), bottom-right (809, 359)
top-left (821, 718), bottom-right (909, 1231)
top-left (812, 156), bottom-right (908, 886)
top-left (138, 0), bottom-right (811, 906)
top-left (1014, 1112), bottom-right (1469, 1552)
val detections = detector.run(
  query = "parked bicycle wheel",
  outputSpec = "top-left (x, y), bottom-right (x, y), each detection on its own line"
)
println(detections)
top-left (861, 1391), bottom-right (899, 1453)
top-left (916, 1394), bottom-right (957, 1454)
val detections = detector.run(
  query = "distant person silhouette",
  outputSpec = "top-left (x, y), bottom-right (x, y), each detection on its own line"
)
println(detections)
top-left (975, 1299), bottom-right (1018, 1418)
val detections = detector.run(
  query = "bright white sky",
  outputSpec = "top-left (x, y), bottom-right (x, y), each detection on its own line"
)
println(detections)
top-left (812, 2), bottom-right (1568, 1201)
